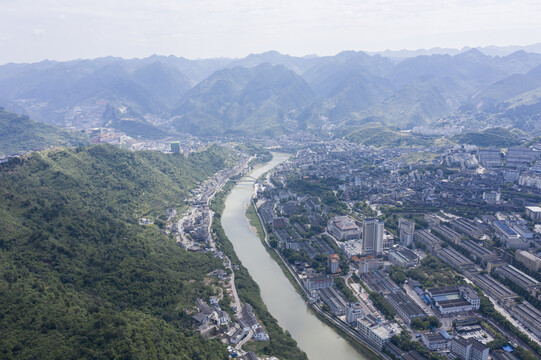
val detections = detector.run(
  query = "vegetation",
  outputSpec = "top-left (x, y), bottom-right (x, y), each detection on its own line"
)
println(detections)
top-left (0, 108), bottom-right (89, 156)
top-left (410, 316), bottom-right (440, 330)
top-left (390, 330), bottom-right (447, 360)
top-left (334, 277), bottom-right (358, 303)
top-left (368, 292), bottom-right (396, 320)
top-left (346, 126), bottom-right (437, 148)
top-left (0, 144), bottom-right (236, 359)
top-left (406, 255), bottom-right (462, 288)
top-left (452, 127), bottom-right (521, 148)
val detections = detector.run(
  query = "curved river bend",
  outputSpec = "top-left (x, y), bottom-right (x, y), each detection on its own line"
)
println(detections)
top-left (221, 153), bottom-right (365, 360)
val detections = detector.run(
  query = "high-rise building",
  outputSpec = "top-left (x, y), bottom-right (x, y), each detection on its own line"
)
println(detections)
top-left (327, 254), bottom-right (340, 274)
top-left (398, 218), bottom-right (415, 246)
top-left (170, 141), bottom-right (181, 153)
top-left (363, 219), bottom-right (384, 255)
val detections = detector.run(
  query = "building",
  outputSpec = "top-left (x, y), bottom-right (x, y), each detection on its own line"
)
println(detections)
top-left (450, 218), bottom-right (485, 239)
top-left (421, 332), bottom-right (450, 351)
top-left (510, 302), bottom-right (541, 338)
top-left (361, 270), bottom-right (400, 294)
top-left (506, 147), bottom-right (538, 168)
top-left (525, 206), bottom-right (541, 221)
top-left (357, 315), bottom-right (399, 350)
top-left (363, 219), bottom-right (384, 255)
top-left (425, 286), bottom-right (480, 316)
top-left (357, 256), bottom-right (389, 273)
top-left (433, 224), bottom-right (462, 244)
top-left (327, 254), bottom-right (340, 274)
top-left (386, 291), bottom-right (426, 324)
top-left (303, 275), bottom-right (333, 291)
top-left (451, 336), bottom-right (489, 360)
top-left (515, 250), bottom-right (541, 272)
top-left (399, 218), bottom-right (415, 246)
top-left (437, 247), bottom-right (478, 274)
top-left (318, 287), bottom-right (348, 316)
top-left (328, 215), bottom-right (362, 240)
top-left (483, 191), bottom-right (501, 204)
top-left (459, 240), bottom-right (497, 264)
top-left (388, 247), bottom-right (419, 268)
top-left (346, 303), bottom-right (363, 324)
top-left (414, 230), bottom-right (442, 254)
top-left (477, 149), bottom-right (502, 167)
top-left (170, 141), bottom-right (180, 153)
top-left (492, 221), bottom-right (529, 249)
top-left (252, 327), bottom-right (269, 341)
top-left (494, 265), bottom-right (540, 296)
top-left (472, 274), bottom-right (517, 305)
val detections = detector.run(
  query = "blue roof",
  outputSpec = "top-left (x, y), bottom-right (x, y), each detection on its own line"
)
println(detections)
top-left (494, 221), bottom-right (518, 236)
top-left (439, 330), bottom-right (452, 339)
top-left (502, 345), bottom-right (514, 352)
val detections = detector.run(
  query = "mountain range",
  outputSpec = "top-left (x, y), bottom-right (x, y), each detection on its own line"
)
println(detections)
top-left (2, 45), bottom-right (541, 139)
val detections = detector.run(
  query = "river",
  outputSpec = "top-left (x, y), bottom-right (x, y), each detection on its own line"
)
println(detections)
top-left (221, 152), bottom-right (365, 360)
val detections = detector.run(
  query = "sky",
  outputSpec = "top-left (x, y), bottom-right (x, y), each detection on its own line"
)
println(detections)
top-left (1, 0), bottom-right (540, 64)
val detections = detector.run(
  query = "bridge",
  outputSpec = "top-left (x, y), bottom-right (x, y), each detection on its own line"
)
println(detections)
top-left (233, 175), bottom-right (258, 184)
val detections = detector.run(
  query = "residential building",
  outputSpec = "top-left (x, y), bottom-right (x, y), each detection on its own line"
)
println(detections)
top-left (328, 215), bottom-right (362, 240)
top-left (515, 250), bottom-right (541, 272)
top-left (478, 149), bottom-right (502, 167)
top-left (252, 327), bottom-right (269, 341)
top-left (421, 332), bottom-right (450, 351)
top-left (303, 275), bottom-right (333, 291)
top-left (451, 336), bottom-right (489, 360)
top-left (357, 315), bottom-right (400, 350)
top-left (398, 218), bottom-right (415, 246)
top-left (327, 254), bottom-right (340, 274)
top-left (357, 256), bottom-right (389, 273)
top-left (363, 219), bottom-right (384, 255)
top-left (506, 147), bottom-right (538, 168)
top-left (346, 303), bottom-right (363, 324)
top-left (483, 191), bottom-right (501, 204)
top-left (525, 206), bottom-right (541, 221)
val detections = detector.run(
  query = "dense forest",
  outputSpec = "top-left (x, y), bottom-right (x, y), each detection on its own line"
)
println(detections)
top-left (0, 107), bottom-right (90, 156)
top-left (0, 144), bottom-right (236, 359)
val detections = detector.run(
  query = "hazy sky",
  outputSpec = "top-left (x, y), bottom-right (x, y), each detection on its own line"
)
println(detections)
top-left (1, 0), bottom-right (540, 64)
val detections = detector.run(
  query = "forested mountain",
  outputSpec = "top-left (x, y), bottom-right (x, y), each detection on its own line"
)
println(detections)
top-left (3, 47), bottom-right (541, 138)
top-left (171, 63), bottom-right (314, 136)
top-left (0, 145), bottom-right (236, 359)
top-left (0, 107), bottom-right (89, 156)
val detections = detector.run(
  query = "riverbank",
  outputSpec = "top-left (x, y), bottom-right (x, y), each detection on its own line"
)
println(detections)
top-left (210, 181), bottom-right (308, 360)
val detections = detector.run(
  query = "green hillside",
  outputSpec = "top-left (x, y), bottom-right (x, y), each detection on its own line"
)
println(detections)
top-left (452, 127), bottom-right (521, 147)
top-left (0, 145), bottom-right (236, 359)
top-left (0, 107), bottom-right (89, 156)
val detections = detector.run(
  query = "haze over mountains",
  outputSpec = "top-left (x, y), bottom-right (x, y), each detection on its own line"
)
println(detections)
top-left (2, 43), bottom-right (541, 139)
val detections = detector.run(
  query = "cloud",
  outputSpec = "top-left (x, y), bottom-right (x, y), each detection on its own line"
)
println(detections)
top-left (32, 28), bottom-right (45, 36)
